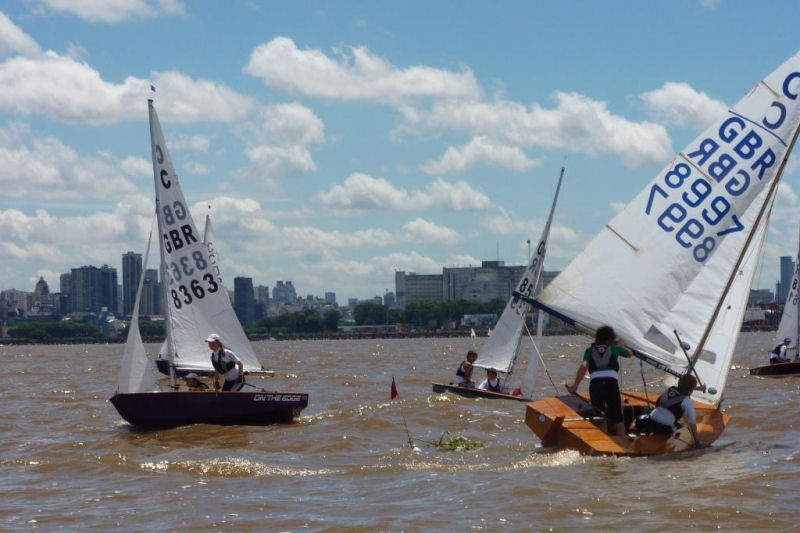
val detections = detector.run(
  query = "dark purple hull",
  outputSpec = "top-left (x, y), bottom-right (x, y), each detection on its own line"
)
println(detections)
top-left (749, 361), bottom-right (800, 378)
top-left (110, 391), bottom-right (308, 428)
top-left (431, 382), bottom-right (529, 402)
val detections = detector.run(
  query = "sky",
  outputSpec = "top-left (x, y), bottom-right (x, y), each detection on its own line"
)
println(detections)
top-left (0, 0), bottom-right (798, 303)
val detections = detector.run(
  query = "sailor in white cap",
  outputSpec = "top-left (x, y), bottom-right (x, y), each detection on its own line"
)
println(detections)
top-left (769, 337), bottom-right (792, 364)
top-left (183, 372), bottom-right (209, 391)
top-left (205, 333), bottom-right (245, 390)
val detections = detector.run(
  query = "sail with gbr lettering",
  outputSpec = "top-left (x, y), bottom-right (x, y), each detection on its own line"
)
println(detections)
top-left (110, 99), bottom-right (307, 427)
top-left (532, 53), bottom-right (800, 407)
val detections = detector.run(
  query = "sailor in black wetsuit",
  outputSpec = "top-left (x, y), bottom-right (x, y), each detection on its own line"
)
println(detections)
top-left (206, 333), bottom-right (245, 391)
top-left (632, 374), bottom-right (705, 448)
top-left (478, 368), bottom-right (502, 393)
top-left (455, 350), bottom-right (478, 387)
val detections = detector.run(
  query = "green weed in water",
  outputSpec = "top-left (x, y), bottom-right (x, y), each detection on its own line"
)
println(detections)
top-left (434, 436), bottom-right (482, 451)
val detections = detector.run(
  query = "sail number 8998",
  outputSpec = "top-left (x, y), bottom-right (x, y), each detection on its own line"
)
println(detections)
top-left (171, 273), bottom-right (219, 308)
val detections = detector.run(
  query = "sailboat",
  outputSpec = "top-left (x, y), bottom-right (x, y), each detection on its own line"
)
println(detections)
top-left (154, 213), bottom-right (274, 379)
top-left (750, 227), bottom-right (800, 377)
top-left (432, 166), bottom-right (565, 402)
top-left (109, 99), bottom-right (308, 428)
top-left (518, 52), bottom-right (800, 455)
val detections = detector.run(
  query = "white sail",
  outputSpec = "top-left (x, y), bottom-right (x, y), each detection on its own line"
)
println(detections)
top-left (774, 226), bottom-right (800, 359)
top-left (148, 100), bottom-right (264, 374)
top-left (117, 224), bottom-right (157, 394)
top-left (475, 167), bottom-right (565, 385)
top-left (535, 53), bottom-right (800, 404)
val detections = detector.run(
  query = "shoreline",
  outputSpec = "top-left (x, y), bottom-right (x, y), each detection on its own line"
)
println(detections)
top-left (0, 325), bottom-right (777, 346)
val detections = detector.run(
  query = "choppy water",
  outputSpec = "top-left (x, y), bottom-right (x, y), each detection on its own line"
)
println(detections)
top-left (0, 332), bottom-right (798, 531)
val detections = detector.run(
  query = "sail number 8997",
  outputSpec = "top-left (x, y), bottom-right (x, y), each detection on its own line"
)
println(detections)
top-left (171, 273), bottom-right (219, 308)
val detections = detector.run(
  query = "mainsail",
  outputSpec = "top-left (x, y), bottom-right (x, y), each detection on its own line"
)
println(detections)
top-left (532, 53), bottom-right (800, 407)
top-left (148, 100), bottom-right (263, 374)
top-left (474, 166), bottom-right (565, 395)
top-left (774, 225), bottom-right (800, 359)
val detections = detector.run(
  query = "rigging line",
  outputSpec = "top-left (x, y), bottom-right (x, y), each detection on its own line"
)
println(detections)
top-left (521, 317), bottom-right (559, 395)
top-left (639, 359), bottom-right (651, 409)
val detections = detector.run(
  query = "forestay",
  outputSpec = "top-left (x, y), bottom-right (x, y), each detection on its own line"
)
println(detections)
top-left (116, 225), bottom-right (157, 394)
top-left (534, 53), bottom-right (800, 407)
top-left (474, 167), bottom-right (565, 394)
top-left (149, 100), bottom-right (263, 373)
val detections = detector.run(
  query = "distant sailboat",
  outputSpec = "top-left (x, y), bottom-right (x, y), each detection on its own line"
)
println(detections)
top-left (520, 52), bottom-right (800, 455)
top-left (432, 166), bottom-right (565, 401)
top-left (750, 225), bottom-right (800, 377)
top-left (110, 99), bottom-right (307, 428)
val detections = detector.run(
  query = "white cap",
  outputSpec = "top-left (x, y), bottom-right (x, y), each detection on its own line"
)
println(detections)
top-left (205, 333), bottom-right (221, 343)
top-left (184, 372), bottom-right (200, 379)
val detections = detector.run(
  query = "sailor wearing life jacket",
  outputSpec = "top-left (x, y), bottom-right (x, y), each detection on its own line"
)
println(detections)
top-left (478, 368), bottom-right (502, 393)
top-left (769, 337), bottom-right (792, 364)
top-left (455, 350), bottom-right (478, 387)
top-left (633, 374), bottom-right (704, 447)
top-left (566, 325), bottom-right (632, 436)
top-left (206, 333), bottom-right (245, 391)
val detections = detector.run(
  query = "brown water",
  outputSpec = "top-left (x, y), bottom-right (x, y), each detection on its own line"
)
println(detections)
top-left (1, 332), bottom-right (798, 531)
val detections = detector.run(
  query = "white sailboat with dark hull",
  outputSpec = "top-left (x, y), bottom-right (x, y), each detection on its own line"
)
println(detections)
top-left (518, 52), bottom-right (800, 455)
top-left (432, 166), bottom-right (565, 401)
top-left (110, 99), bottom-right (307, 428)
top-left (750, 226), bottom-right (800, 378)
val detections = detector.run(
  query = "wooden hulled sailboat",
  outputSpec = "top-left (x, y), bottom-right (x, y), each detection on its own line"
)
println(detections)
top-left (432, 166), bottom-right (565, 401)
top-left (109, 100), bottom-right (307, 428)
top-left (522, 52), bottom-right (800, 455)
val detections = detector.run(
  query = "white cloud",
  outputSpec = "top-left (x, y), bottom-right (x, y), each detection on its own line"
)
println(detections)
top-left (0, 13), bottom-right (41, 58)
top-left (120, 156), bottom-right (151, 178)
top-left (0, 132), bottom-right (139, 201)
top-left (401, 218), bottom-right (462, 244)
top-left (0, 52), bottom-right (255, 124)
top-left (169, 134), bottom-right (210, 152)
top-left (421, 135), bottom-right (540, 175)
top-left (183, 162), bottom-right (209, 175)
top-left (641, 82), bottom-right (728, 129)
top-left (315, 173), bottom-right (492, 212)
top-left (244, 36), bottom-right (482, 104)
top-left (418, 92), bottom-right (673, 167)
top-left (32, 0), bottom-right (186, 23)
top-left (236, 102), bottom-right (324, 180)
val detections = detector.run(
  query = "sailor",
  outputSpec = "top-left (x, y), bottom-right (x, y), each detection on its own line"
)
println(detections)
top-left (769, 337), bottom-right (792, 364)
top-left (183, 372), bottom-right (209, 391)
top-left (632, 374), bottom-right (705, 448)
top-left (566, 325), bottom-right (632, 436)
top-left (478, 368), bottom-right (502, 393)
top-left (455, 350), bottom-right (478, 388)
top-left (206, 333), bottom-right (245, 391)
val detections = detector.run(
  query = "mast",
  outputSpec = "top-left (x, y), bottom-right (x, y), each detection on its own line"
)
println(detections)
top-left (794, 224), bottom-right (800, 359)
top-left (691, 115), bottom-right (800, 366)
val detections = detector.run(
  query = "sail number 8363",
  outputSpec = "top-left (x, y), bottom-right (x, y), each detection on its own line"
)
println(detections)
top-left (169, 251), bottom-right (219, 308)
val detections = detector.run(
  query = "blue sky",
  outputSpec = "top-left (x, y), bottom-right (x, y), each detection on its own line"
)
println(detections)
top-left (0, 0), bottom-right (798, 302)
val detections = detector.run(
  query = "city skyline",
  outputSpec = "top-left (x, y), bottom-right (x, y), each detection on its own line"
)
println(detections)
top-left (0, 2), bottom-right (798, 299)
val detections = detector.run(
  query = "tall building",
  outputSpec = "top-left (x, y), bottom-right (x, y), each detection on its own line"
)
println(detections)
top-left (254, 284), bottom-right (270, 320)
top-left (395, 262), bottom-right (560, 308)
top-left (778, 255), bottom-right (795, 302)
top-left (394, 271), bottom-right (443, 307)
top-left (325, 292), bottom-right (337, 305)
top-left (140, 268), bottom-right (161, 316)
top-left (122, 251), bottom-right (142, 317)
top-left (70, 265), bottom-right (118, 314)
top-left (273, 281), bottom-right (297, 305)
top-left (233, 276), bottom-right (255, 325)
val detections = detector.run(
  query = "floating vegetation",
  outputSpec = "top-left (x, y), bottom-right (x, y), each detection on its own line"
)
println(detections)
top-left (431, 435), bottom-right (483, 451)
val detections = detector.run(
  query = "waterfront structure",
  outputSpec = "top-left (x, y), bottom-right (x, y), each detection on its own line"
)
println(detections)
top-left (273, 281), bottom-right (297, 305)
top-left (69, 265), bottom-right (118, 314)
top-left (325, 292), bottom-right (336, 305)
top-left (234, 276), bottom-right (255, 325)
top-left (777, 255), bottom-right (794, 302)
top-left (394, 271), bottom-right (443, 307)
top-left (140, 268), bottom-right (161, 317)
top-left (122, 251), bottom-right (142, 317)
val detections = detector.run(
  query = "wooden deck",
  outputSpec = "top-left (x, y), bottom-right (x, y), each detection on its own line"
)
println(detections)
top-left (525, 390), bottom-right (729, 456)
